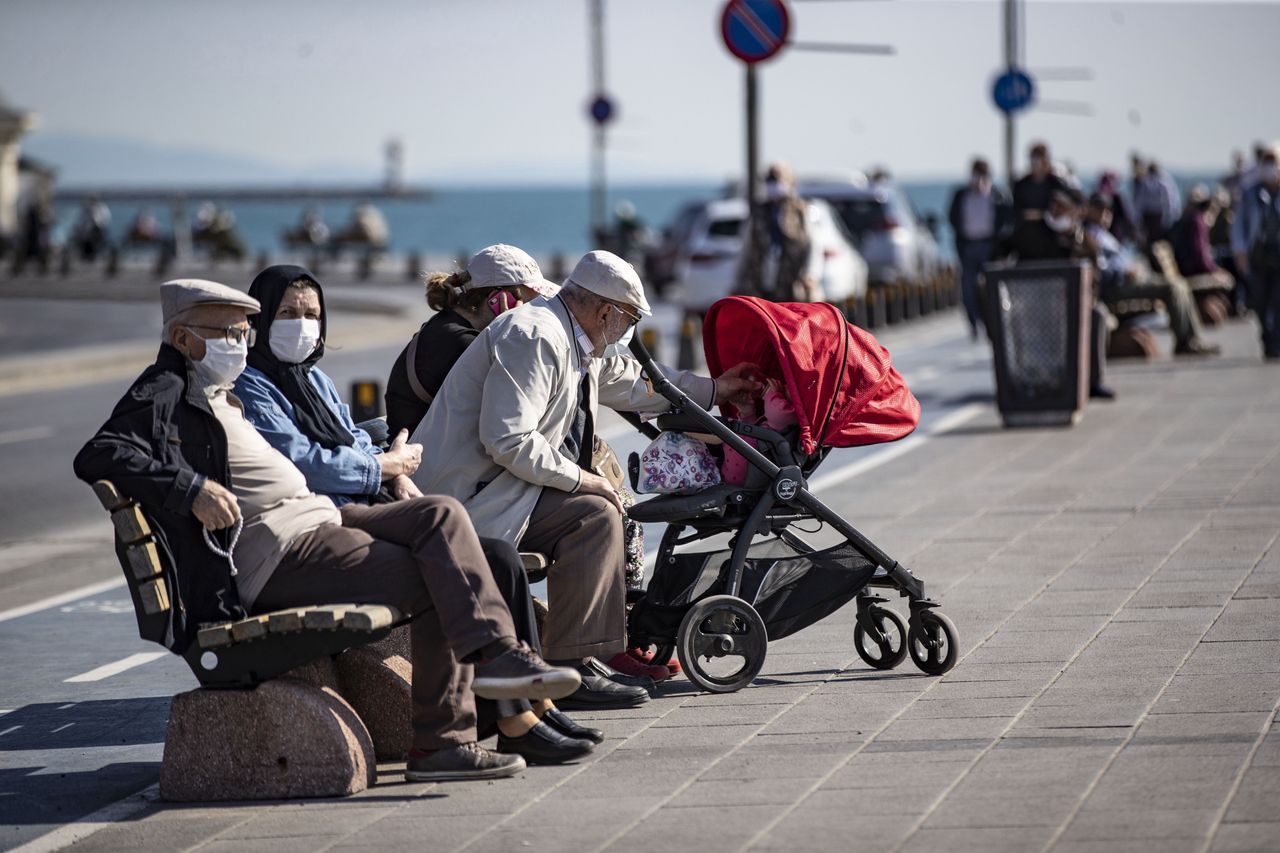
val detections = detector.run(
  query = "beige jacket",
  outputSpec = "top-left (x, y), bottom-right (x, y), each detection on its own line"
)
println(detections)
top-left (411, 296), bottom-right (715, 542)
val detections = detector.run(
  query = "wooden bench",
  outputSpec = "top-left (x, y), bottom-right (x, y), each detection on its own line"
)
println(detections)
top-left (1151, 240), bottom-right (1232, 327)
top-left (92, 480), bottom-right (403, 688)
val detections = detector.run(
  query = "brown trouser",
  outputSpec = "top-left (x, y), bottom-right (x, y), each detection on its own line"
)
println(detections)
top-left (254, 496), bottom-right (516, 751)
top-left (519, 488), bottom-right (625, 661)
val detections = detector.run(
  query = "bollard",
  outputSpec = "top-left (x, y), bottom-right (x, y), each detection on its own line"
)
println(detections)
top-left (676, 314), bottom-right (701, 371)
top-left (59, 248), bottom-right (72, 278)
top-left (358, 251), bottom-right (373, 282)
top-left (639, 326), bottom-right (662, 365)
top-left (105, 247), bottom-right (120, 279)
top-left (885, 283), bottom-right (903, 325)
top-left (350, 380), bottom-right (384, 423)
top-left (903, 280), bottom-right (919, 321)
top-left (406, 251), bottom-right (421, 282)
top-left (864, 288), bottom-right (880, 329)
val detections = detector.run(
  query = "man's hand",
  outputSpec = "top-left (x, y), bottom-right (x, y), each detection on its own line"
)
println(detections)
top-left (192, 478), bottom-right (240, 531)
top-left (577, 471), bottom-right (624, 514)
top-left (715, 362), bottom-right (765, 407)
top-left (378, 429), bottom-right (423, 479)
top-left (392, 474), bottom-right (423, 501)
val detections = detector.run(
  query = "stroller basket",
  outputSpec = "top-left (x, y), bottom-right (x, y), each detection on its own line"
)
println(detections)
top-left (631, 532), bottom-right (877, 643)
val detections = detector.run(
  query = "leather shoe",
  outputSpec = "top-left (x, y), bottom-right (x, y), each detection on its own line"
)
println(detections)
top-left (497, 722), bottom-right (594, 765)
top-left (556, 668), bottom-right (650, 710)
top-left (542, 707), bottom-right (604, 744)
top-left (584, 657), bottom-right (655, 692)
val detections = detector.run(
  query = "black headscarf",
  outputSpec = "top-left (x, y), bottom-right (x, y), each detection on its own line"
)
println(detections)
top-left (247, 265), bottom-right (355, 449)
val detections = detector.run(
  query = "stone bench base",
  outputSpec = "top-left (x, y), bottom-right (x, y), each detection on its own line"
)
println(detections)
top-left (160, 630), bottom-right (414, 801)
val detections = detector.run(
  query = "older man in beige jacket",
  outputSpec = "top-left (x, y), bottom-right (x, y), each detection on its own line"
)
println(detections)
top-left (412, 251), bottom-right (758, 708)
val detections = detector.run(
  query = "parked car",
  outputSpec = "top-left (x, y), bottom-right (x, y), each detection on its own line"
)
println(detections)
top-left (798, 175), bottom-right (942, 286)
top-left (673, 197), bottom-right (868, 313)
top-left (644, 200), bottom-right (705, 296)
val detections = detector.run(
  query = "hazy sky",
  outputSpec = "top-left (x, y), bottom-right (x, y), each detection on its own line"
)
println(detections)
top-left (2, 0), bottom-right (1278, 184)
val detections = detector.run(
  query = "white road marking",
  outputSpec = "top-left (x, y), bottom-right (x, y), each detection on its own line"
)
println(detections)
top-left (0, 578), bottom-right (125, 624)
top-left (63, 651), bottom-right (168, 684)
top-left (0, 426), bottom-right (54, 446)
top-left (57, 703), bottom-right (74, 710)
top-left (50, 723), bottom-right (74, 733)
top-left (7, 783), bottom-right (158, 853)
top-left (0, 725), bottom-right (20, 737)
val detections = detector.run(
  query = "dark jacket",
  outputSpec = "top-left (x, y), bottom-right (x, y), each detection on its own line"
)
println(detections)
top-left (947, 183), bottom-right (1013, 254)
top-left (73, 344), bottom-right (246, 652)
top-left (384, 308), bottom-right (479, 438)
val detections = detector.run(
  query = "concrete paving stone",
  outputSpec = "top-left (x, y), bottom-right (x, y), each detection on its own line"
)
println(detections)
top-left (999, 614), bottom-right (1112, 633)
top-left (202, 803), bottom-right (394, 839)
top-left (603, 803), bottom-right (789, 853)
top-left (923, 679), bottom-right (1045, 700)
top-left (898, 825), bottom-right (1057, 853)
top-left (860, 738), bottom-right (991, 758)
top-left (750, 805), bottom-right (912, 852)
top-left (921, 789), bottom-right (1081, 829)
top-left (1208, 822), bottom-right (1280, 853)
top-left (193, 839), bottom-right (337, 853)
top-left (1083, 754), bottom-right (1244, 811)
top-left (1157, 673), bottom-right (1280, 713)
top-left (57, 812), bottom-right (255, 853)
top-left (1251, 731), bottom-right (1280, 767)
top-left (340, 813), bottom-right (491, 848)
top-left (466, 821), bottom-right (627, 853)
top-left (613, 723), bottom-right (762, 751)
top-left (939, 662), bottom-right (1066, 683)
top-left (1204, 605), bottom-right (1280, 642)
top-left (1223, 765), bottom-right (1280, 823)
top-left (801, 784), bottom-right (943, 816)
top-left (697, 751), bottom-right (847, 782)
top-left (673, 775), bottom-right (819, 808)
top-left (874, 716), bottom-right (1012, 743)
top-left (496, 793), bottom-right (667, 828)
top-left (962, 640), bottom-right (1085, 665)
top-left (1111, 605), bottom-right (1223, 626)
top-left (1050, 838), bottom-right (1208, 853)
top-left (1128, 585), bottom-right (1235, 608)
top-left (900, 696), bottom-right (1030, 720)
top-left (648, 703), bottom-right (787, 728)
top-left (1058, 806), bottom-right (1221, 842)
top-left (1014, 704), bottom-right (1146, 730)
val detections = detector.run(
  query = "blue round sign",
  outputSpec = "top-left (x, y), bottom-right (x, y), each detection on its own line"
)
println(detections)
top-left (589, 95), bottom-right (615, 125)
top-left (721, 0), bottom-right (791, 65)
top-left (992, 68), bottom-right (1035, 115)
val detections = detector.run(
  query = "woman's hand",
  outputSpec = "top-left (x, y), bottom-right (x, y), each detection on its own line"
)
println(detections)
top-left (378, 429), bottom-right (423, 479)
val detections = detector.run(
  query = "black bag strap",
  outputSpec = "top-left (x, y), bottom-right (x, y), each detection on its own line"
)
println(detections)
top-left (404, 332), bottom-right (434, 406)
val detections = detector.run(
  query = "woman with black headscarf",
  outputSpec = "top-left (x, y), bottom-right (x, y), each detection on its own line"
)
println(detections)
top-left (235, 265), bottom-right (600, 765)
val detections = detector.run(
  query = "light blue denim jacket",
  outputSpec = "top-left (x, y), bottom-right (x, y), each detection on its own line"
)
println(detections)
top-left (233, 365), bottom-right (382, 506)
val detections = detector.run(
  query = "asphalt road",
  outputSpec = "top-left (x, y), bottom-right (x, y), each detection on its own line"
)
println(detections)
top-left (0, 302), bottom-right (993, 849)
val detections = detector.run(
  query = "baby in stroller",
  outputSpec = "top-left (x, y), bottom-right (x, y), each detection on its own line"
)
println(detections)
top-left (625, 296), bottom-right (958, 693)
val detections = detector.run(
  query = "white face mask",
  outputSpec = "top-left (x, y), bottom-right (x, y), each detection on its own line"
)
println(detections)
top-left (193, 337), bottom-right (248, 388)
top-left (764, 179), bottom-right (785, 201)
top-left (603, 325), bottom-right (635, 359)
top-left (269, 318), bottom-right (321, 364)
top-left (1262, 164), bottom-right (1280, 185)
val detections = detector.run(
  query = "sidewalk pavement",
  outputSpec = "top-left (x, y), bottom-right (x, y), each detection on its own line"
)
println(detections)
top-left (13, 318), bottom-right (1280, 853)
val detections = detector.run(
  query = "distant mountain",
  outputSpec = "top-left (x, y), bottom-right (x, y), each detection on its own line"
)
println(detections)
top-left (22, 131), bottom-right (377, 187)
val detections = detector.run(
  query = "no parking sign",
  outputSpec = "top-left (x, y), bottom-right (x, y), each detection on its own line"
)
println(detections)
top-left (721, 0), bottom-right (790, 64)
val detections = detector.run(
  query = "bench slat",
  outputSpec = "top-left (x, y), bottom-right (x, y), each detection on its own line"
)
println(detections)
top-left (92, 481), bottom-right (128, 512)
top-left (138, 578), bottom-right (170, 615)
top-left (266, 609), bottom-right (308, 634)
top-left (197, 624), bottom-right (234, 649)
top-left (111, 505), bottom-right (152, 545)
top-left (124, 540), bottom-right (162, 580)
top-left (303, 606), bottom-right (352, 631)
top-left (230, 615), bottom-right (270, 643)
top-left (342, 605), bottom-right (398, 632)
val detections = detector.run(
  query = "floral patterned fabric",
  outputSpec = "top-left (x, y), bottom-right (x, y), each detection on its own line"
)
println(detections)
top-left (619, 486), bottom-right (645, 588)
top-left (636, 431), bottom-right (722, 496)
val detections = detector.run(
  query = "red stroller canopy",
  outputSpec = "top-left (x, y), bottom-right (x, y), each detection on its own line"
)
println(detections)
top-left (702, 296), bottom-right (920, 454)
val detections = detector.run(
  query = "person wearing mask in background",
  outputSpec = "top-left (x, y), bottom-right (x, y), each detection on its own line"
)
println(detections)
top-left (737, 161), bottom-right (813, 301)
top-left (413, 251), bottom-right (763, 710)
top-left (1134, 161), bottom-right (1181, 248)
top-left (385, 246), bottom-right (558, 439)
top-left (1012, 142), bottom-right (1069, 221)
top-left (1232, 146), bottom-right (1280, 360)
top-left (948, 157), bottom-right (1011, 339)
top-left (1006, 190), bottom-right (1116, 400)
top-left (74, 279), bottom-right (584, 782)
top-left (1085, 196), bottom-right (1220, 357)
top-left (233, 265), bottom-right (601, 765)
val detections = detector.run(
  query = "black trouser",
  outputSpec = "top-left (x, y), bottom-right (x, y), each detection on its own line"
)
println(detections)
top-left (1247, 259), bottom-right (1280, 357)
top-left (476, 538), bottom-right (541, 739)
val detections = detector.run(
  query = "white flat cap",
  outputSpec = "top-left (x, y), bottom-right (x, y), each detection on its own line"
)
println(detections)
top-left (565, 250), bottom-right (651, 316)
top-left (467, 244), bottom-right (560, 298)
top-left (160, 279), bottom-right (259, 325)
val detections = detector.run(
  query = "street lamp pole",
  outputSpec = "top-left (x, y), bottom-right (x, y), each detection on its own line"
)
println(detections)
top-left (589, 0), bottom-right (607, 243)
top-left (1003, 0), bottom-right (1018, 191)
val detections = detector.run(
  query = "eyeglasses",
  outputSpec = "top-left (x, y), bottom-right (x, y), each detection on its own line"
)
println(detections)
top-left (186, 324), bottom-right (257, 347)
top-left (609, 304), bottom-right (641, 329)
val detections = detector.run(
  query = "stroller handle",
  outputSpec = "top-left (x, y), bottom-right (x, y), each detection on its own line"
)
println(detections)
top-left (628, 334), bottom-right (682, 405)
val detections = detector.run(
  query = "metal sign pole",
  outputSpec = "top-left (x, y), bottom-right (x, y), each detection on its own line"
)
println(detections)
top-left (746, 63), bottom-right (760, 222)
top-left (589, 0), bottom-right (607, 243)
top-left (1003, 0), bottom-right (1017, 191)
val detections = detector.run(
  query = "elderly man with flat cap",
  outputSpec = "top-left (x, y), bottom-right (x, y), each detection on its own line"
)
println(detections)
top-left (74, 279), bottom-right (585, 782)
top-left (413, 251), bottom-right (760, 709)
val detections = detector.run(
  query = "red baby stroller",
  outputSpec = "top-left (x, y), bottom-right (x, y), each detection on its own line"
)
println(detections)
top-left (625, 296), bottom-right (958, 693)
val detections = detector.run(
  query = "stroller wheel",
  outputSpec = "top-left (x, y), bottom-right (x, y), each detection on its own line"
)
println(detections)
top-left (677, 595), bottom-right (768, 694)
top-left (854, 605), bottom-right (908, 670)
top-left (907, 610), bottom-right (958, 676)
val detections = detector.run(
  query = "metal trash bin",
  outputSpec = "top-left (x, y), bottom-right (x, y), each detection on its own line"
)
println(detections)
top-left (983, 260), bottom-right (1092, 427)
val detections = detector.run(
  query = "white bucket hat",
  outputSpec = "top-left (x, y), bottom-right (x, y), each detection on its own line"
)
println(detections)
top-left (466, 244), bottom-right (560, 298)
